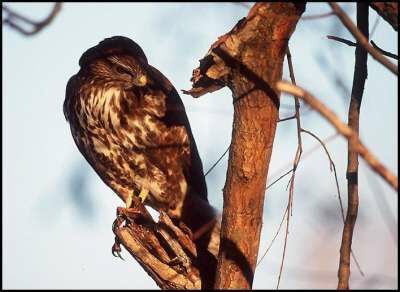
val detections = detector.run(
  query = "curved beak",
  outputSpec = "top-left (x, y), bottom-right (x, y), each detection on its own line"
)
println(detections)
top-left (136, 75), bottom-right (147, 87)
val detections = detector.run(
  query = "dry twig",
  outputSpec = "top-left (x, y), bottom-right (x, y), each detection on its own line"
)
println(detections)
top-left (276, 81), bottom-right (398, 191)
top-left (327, 35), bottom-right (357, 46)
top-left (276, 47), bottom-right (303, 289)
top-left (3, 3), bottom-right (62, 36)
top-left (370, 40), bottom-right (398, 60)
top-left (302, 11), bottom-right (335, 20)
top-left (301, 129), bottom-right (364, 277)
top-left (327, 35), bottom-right (398, 61)
top-left (328, 2), bottom-right (397, 75)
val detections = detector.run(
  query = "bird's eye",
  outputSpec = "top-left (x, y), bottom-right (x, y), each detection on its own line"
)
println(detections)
top-left (116, 66), bottom-right (131, 76)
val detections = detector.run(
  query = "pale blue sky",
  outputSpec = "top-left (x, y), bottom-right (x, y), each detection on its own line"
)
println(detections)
top-left (3, 2), bottom-right (398, 289)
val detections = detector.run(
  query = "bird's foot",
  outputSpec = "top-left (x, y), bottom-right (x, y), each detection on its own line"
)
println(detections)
top-left (178, 221), bottom-right (193, 240)
top-left (138, 188), bottom-right (149, 203)
top-left (111, 236), bottom-right (124, 260)
top-left (111, 206), bottom-right (141, 260)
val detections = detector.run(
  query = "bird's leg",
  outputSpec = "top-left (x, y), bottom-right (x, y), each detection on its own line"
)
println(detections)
top-left (111, 192), bottom-right (142, 260)
top-left (126, 192), bottom-right (134, 209)
top-left (138, 188), bottom-right (149, 203)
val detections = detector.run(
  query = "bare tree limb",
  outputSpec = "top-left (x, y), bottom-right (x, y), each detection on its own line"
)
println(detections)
top-left (337, 4), bottom-right (368, 289)
top-left (370, 40), bottom-right (398, 61)
top-left (2, 3), bottom-right (62, 36)
top-left (328, 2), bottom-right (398, 75)
top-left (369, 2), bottom-right (398, 32)
top-left (114, 214), bottom-right (201, 289)
top-left (112, 200), bottom-right (221, 289)
top-left (276, 81), bottom-right (398, 192)
top-left (277, 115), bottom-right (296, 123)
top-left (302, 11), bottom-right (335, 20)
top-left (327, 35), bottom-right (398, 61)
top-left (184, 3), bottom-right (305, 289)
top-left (327, 35), bottom-right (357, 46)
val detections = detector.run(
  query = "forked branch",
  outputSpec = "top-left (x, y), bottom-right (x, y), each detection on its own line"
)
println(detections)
top-left (2, 3), bottom-right (62, 36)
top-left (328, 2), bottom-right (397, 75)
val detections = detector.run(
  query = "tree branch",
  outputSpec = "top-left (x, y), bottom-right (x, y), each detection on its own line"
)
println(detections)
top-left (337, 4), bottom-right (368, 289)
top-left (2, 3), bottom-right (62, 36)
top-left (370, 40), bottom-right (398, 61)
top-left (327, 35), bottom-right (357, 46)
top-left (301, 11), bottom-right (335, 20)
top-left (276, 46), bottom-right (303, 289)
top-left (276, 81), bottom-right (398, 192)
top-left (328, 2), bottom-right (397, 75)
top-left (184, 2), bottom-right (305, 289)
top-left (327, 35), bottom-right (398, 61)
top-left (113, 201), bottom-right (221, 289)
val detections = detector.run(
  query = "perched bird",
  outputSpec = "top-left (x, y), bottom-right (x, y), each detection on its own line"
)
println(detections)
top-left (63, 36), bottom-right (216, 239)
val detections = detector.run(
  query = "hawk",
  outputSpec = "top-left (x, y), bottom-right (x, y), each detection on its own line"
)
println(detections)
top-left (64, 36), bottom-right (215, 241)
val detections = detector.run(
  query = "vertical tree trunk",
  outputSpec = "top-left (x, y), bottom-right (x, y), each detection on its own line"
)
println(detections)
top-left (184, 3), bottom-right (305, 288)
top-left (337, 3), bottom-right (369, 289)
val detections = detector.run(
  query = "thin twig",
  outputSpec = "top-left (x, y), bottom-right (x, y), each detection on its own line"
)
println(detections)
top-left (257, 134), bottom-right (339, 268)
top-left (277, 115), bottom-right (296, 123)
top-left (276, 81), bottom-right (398, 191)
top-left (302, 11), bottom-right (335, 20)
top-left (256, 207), bottom-right (289, 267)
top-left (301, 129), bottom-right (344, 218)
top-left (327, 35), bottom-right (357, 46)
top-left (276, 47), bottom-right (303, 289)
top-left (369, 2), bottom-right (398, 32)
top-left (204, 144), bottom-right (230, 177)
top-left (369, 14), bottom-right (380, 38)
top-left (266, 169), bottom-right (294, 190)
top-left (3, 3), bottom-right (62, 36)
top-left (301, 128), bottom-right (364, 277)
top-left (268, 133), bottom-right (338, 185)
top-left (277, 168), bottom-right (296, 289)
top-left (327, 35), bottom-right (398, 60)
top-left (328, 2), bottom-right (397, 75)
top-left (370, 40), bottom-right (398, 60)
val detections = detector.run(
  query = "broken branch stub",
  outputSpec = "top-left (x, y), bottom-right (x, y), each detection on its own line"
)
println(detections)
top-left (115, 211), bottom-right (202, 289)
top-left (184, 2), bottom-right (305, 289)
top-left (183, 3), bottom-right (305, 101)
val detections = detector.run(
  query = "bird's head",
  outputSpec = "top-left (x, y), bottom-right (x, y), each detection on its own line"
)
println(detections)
top-left (79, 36), bottom-right (150, 89)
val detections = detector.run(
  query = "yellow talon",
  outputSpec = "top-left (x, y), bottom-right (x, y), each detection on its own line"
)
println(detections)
top-left (139, 188), bottom-right (149, 203)
top-left (126, 193), bottom-right (134, 209)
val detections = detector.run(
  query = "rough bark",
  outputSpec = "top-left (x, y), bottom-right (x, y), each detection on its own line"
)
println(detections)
top-left (369, 2), bottom-right (398, 31)
top-left (113, 197), bottom-right (220, 289)
top-left (184, 2), bottom-right (305, 289)
top-left (337, 3), bottom-right (368, 289)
